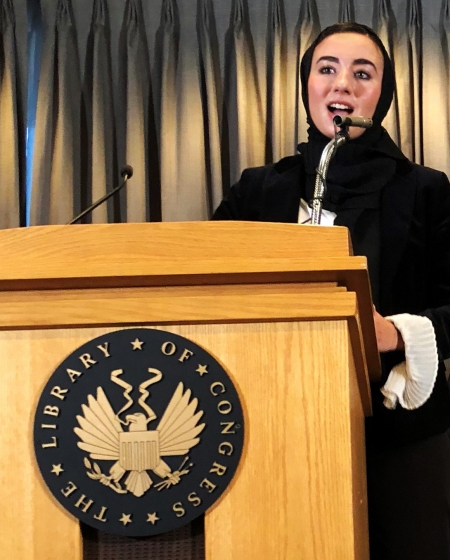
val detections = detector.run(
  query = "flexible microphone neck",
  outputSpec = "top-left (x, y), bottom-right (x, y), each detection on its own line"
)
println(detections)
top-left (67, 165), bottom-right (133, 225)
top-left (309, 115), bottom-right (374, 225)
top-left (310, 135), bottom-right (347, 225)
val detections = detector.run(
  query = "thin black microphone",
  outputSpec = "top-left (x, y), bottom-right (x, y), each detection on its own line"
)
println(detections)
top-left (333, 115), bottom-right (373, 129)
top-left (67, 165), bottom-right (134, 225)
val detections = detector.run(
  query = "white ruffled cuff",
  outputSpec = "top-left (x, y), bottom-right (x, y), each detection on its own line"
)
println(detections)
top-left (380, 314), bottom-right (438, 410)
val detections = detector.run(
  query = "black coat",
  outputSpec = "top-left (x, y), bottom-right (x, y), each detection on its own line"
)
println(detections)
top-left (213, 154), bottom-right (450, 449)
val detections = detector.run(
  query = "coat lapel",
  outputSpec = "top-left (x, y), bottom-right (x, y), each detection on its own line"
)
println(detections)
top-left (259, 157), bottom-right (303, 223)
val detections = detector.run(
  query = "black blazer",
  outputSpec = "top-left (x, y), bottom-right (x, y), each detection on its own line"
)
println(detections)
top-left (213, 154), bottom-right (450, 449)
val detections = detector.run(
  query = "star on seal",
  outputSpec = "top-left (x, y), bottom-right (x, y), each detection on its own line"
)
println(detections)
top-left (147, 512), bottom-right (159, 525)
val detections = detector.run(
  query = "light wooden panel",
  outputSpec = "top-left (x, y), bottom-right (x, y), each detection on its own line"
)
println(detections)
top-left (0, 285), bottom-right (355, 327)
top-left (170, 322), bottom-right (366, 560)
top-left (0, 222), bottom-right (375, 559)
top-left (0, 329), bottom-right (86, 560)
top-left (0, 222), bottom-right (379, 383)
top-left (348, 342), bottom-right (369, 560)
top-left (0, 323), bottom-right (367, 560)
top-left (0, 282), bottom-right (372, 412)
top-left (0, 222), bottom-right (352, 283)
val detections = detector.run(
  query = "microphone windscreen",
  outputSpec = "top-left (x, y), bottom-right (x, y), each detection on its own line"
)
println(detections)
top-left (120, 165), bottom-right (134, 179)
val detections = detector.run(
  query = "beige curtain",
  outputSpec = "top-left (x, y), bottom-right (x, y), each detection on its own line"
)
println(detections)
top-left (85, 0), bottom-right (116, 224)
top-left (24, 0), bottom-right (450, 226)
top-left (373, 0), bottom-right (400, 146)
top-left (339, 0), bottom-right (355, 22)
top-left (121, 0), bottom-right (152, 223)
top-left (30, 0), bottom-right (81, 225)
top-left (197, 0), bottom-right (223, 214)
top-left (0, 0), bottom-right (22, 228)
top-left (444, 0), bottom-right (450, 134)
top-left (405, 0), bottom-right (423, 164)
top-left (224, 0), bottom-right (265, 185)
top-left (266, 0), bottom-right (287, 162)
top-left (157, 0), bottom-right (180, 221)
top-left (295, 0), bottom-right (321, 144)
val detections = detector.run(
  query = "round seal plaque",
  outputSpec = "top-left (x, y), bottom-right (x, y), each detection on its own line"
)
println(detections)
top-left (33, 328), bottom-right (244, 537)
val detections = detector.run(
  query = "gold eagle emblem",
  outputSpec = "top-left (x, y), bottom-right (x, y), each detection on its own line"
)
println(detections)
top-left (74, 382), bottom-right (205, 497)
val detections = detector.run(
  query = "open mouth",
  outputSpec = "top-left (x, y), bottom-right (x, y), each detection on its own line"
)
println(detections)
top-left (327, 103), bottom-right (354, 115)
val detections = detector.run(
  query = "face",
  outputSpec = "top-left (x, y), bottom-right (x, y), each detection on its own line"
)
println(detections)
top-left (307, 32), bottom-right (384, 139)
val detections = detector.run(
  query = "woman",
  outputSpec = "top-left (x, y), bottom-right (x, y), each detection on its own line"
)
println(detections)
top-left (213, 23), bottom-right (450, 560)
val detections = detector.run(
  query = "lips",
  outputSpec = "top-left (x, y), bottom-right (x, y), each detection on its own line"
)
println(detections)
top-left (327, 102), bottom-right (354, 115)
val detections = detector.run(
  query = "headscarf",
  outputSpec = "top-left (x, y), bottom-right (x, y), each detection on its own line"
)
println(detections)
top-left (297, 23), bottom-right (409, 307)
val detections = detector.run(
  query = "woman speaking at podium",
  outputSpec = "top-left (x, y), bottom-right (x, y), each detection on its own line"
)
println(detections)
top-left (213, 22), bottom-right (450, 560)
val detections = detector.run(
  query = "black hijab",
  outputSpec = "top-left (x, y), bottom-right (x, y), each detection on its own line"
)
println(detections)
top-left (298, 23), bottom-right (407, 306)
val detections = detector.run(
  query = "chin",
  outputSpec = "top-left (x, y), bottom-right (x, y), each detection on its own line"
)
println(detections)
top-left (318, 124), bottom-right (337, 139)
top-left (348, 128), bottom-right (366, 140)
top-left (317, 120), bottom-right (366, 141)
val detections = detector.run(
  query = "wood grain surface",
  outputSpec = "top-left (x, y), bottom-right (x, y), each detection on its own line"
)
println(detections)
top-left (0, 323), bottom-right (368, 560)
top-left (0, 222), bottom-right (374, 559)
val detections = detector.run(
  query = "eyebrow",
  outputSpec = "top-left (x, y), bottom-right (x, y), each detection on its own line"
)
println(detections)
top-left (316, 55), bottom-right (378, 71)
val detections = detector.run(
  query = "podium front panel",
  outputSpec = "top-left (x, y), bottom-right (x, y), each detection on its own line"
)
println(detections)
top-left (0, 321), bottom-right (367, 560)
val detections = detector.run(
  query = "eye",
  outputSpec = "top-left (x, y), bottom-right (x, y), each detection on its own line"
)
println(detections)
top-left (319, 66), bottom-right (335, 75)
top-left (355, 70), bottom-right (371, 80)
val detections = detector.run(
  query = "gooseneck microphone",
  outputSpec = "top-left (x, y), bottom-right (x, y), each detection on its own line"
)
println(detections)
top-left (310, 115), bottom-right (373, 225)
top-left (333, 115), bottom-right (373, 129)
top-left (67, 165), bottom-right (134, 225)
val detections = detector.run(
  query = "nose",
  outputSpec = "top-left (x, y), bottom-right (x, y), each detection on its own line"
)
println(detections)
top-left (333, 69), bottom-right (353, 94)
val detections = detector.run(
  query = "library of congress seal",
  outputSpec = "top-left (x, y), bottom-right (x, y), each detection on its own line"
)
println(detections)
top-left (34, 328), bottom-right (244, 537)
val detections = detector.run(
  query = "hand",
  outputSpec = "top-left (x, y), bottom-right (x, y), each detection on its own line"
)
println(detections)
top-left (373, 306), bottom-right (405, 353)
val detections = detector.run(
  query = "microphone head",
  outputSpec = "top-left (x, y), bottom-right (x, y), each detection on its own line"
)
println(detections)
top-left (333, 115), bottom-right (347, 127)
top-left (333, 115), bottom-right (373, 129)
top-left (120, 165), bottom-right (134, 179)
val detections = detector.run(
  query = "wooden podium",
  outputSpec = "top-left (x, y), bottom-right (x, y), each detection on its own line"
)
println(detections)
top-left (0, 222), bottom-right (379, 560)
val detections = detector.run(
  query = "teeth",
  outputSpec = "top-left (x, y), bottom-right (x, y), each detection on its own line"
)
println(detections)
top-left (329, 103), bottom-right (352, 110)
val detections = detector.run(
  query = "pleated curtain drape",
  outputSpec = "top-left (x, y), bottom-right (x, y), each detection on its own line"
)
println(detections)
top-left (0, 0), bottom-right (22, 229)
top-left (444, 0), bottom-right (450, 154)
top-left (30, 0), bottom-right (81, 225)
top-left (197, 0), bottom-right (223, 215)
top-left (85, 0), bottom-right (116, 224)
top-left (339, 0), bottom-right (355, 22)
top-left (406, 0), bottom-right (423, 163)
top-left (2, 0), bottom-right (450, 228)
top-left (157, 0), bottom-right (180, 221)
top-left (374, 0), bottom-right (400, 146)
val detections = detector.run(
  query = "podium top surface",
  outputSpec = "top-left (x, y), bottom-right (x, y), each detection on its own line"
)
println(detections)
top-left (0, 221), bottom-right (367, 288)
